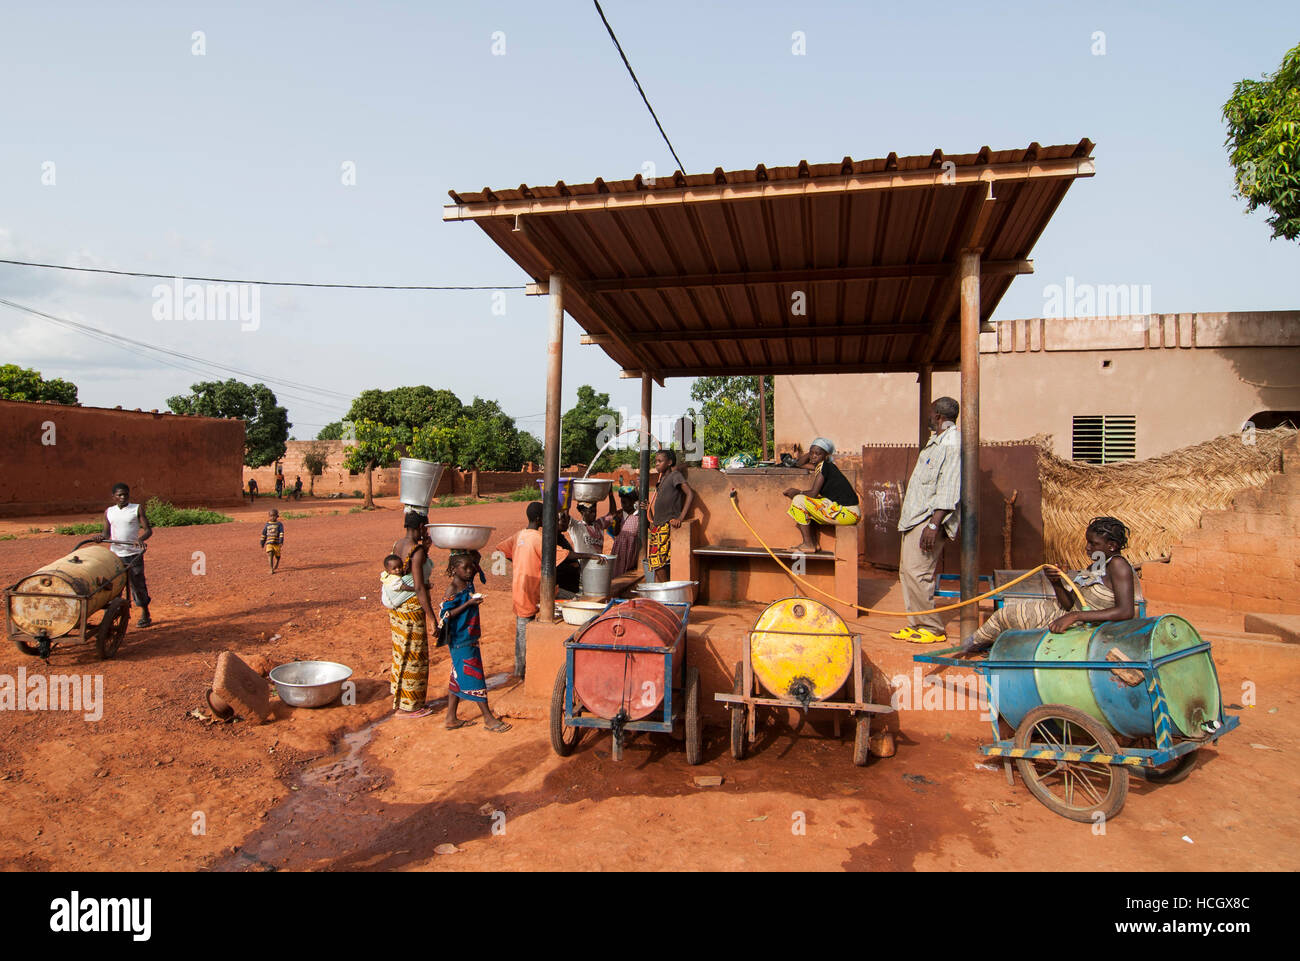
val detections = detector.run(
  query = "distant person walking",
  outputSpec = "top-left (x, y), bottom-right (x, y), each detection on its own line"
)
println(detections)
top-left (274, 470), bottom-right (285, 500)
top-left (95, 483), bottom-right (153, 627)
top-left (292, 475), bottom-right (303, 500)
top-left (891, 397), bottom-right (961, 645)
top-left (260, 509), bottom-right (285, 574)
top-left (247, 478), bottom-right (258, 503)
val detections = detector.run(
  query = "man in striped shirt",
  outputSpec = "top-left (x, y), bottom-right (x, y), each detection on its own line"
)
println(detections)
top-left (892, 397), bottom-right (962, 644)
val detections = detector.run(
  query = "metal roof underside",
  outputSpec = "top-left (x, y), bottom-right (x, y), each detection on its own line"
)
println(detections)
top-left (445, 141), bottom-right (1095, 379)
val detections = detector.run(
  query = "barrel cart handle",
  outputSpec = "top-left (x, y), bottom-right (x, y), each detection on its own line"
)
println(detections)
top-left (75, 537), bottom-right (144, 552)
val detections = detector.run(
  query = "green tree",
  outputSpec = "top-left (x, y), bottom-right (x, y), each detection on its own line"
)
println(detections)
top-left (342, 418), bottom-right (402, 508)
top-left (1223, 43), bottom-right (1300, 241)
top-left (0, 364), bottom-right (79, 405)
top-left (317, 421), bottom-right (346, 440)
top-left (167, 379), bottom-right (290, 467)
top-left (455, 397), bottom-right (522, 471)
top-left (561, 384), bottom-right (618, 468)
top-left (407, 423), bottom-right (456, 463)
top-left (300, 440), bottom-right (331, 495)
top-left (688, 375), bottom-right (773, 460)
top-left (517, 431), bottom-right (544, 468)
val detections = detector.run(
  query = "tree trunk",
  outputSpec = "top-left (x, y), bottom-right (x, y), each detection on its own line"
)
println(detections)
top-left (471, 468), bottom-right (479, 499)
top-left (309, 473), bottom-right (316, 496)
top-left (364, 461), bottom-right (375, 508)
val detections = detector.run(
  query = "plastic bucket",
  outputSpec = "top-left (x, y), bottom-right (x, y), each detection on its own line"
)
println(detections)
top-left (536, 477), bottom-right (574, 511)
top-left (399, 458), bottom-right (445, 510)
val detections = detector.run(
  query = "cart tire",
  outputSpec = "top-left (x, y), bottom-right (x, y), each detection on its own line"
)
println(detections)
top-left (1141, 748), bottom-right (1198, 784)
top-left (730, 661), bottom-right (748, 760)
top-left (685, 666), bottom-right (702, 766)
top-left (549, 664), bottom-right (581, 757)
top-left (853, 662), bottom-right (873, 766)
top-left (14, 638), bottom-right (42, 656)
top-left (95, 599), bottom-right (129, 659)
top-left (1014, 704), bottom-right (1128, 823)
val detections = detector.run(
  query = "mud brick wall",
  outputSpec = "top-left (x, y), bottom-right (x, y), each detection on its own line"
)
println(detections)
top-left (1143, 439), bottom-right (1300, 615)
top-left (0, 399), bottom-right (245, 517)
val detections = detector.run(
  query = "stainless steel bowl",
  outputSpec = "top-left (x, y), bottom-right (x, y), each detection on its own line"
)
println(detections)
top-left (560, 600), bottom-right (607, 626)
top-left (268, 660), bottom-right (353, 708)
top-left (571, 477), bottom-right (613, 503)
top-left (425, 524), bottom-right (495, 550)
top-left (633, 580), bottom-right (698, 604)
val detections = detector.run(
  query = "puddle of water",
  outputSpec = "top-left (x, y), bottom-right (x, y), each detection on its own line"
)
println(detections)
top-left (210, 673), bottom-right (514, 871)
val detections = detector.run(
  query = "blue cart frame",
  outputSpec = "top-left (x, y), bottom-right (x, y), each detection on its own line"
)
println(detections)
top-left (550, 599), bottom-right (701, 764)
top-left (912, 640), bottom-right (1239, 820)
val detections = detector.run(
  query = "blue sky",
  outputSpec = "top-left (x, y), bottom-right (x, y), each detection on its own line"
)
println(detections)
top-left (2, 0), bottom-right (1296, 439)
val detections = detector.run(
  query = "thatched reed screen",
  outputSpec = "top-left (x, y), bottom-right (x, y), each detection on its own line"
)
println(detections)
top-left (1039, 427), bottom-right (1296, 569)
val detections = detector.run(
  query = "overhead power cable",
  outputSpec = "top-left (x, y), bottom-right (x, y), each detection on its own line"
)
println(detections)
top-left (0, 258), bottom-right (524, 291)
top-left (591, 0), bottom-right (687, 176)
top-left (0, 297), bottom-right (352, 409)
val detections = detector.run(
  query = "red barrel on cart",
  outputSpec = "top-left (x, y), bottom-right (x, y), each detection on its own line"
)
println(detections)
top-left (572, 599), bottom-right (683, 720)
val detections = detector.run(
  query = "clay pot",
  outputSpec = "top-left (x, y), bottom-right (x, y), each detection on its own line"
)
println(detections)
top-left (205, 688), bottom-right (235, 721)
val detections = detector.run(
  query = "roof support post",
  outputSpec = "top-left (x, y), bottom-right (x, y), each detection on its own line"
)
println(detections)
top-left (917, 364), bottom-right (932, 449)
top-left (540, 272), bottom-right (564, 623)
top-left (639, 373), bottom-right (653, 580)
top-left (958, 251), bottom-right (981, 642)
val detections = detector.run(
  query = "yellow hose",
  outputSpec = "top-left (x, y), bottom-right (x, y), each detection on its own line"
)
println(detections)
top-left (728, 492), bottom-right (1089, 616)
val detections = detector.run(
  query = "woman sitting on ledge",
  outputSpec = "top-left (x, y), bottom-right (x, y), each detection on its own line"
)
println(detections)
top-left (782, 437), bottom-right (860, 553)
top-left (961, 516), bottom-right (1136, 654)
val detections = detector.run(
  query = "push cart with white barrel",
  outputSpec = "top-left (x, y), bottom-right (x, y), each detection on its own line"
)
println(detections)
top-left (550, 597), bottom-right (701, 764)
top-left (715, 597), bottom-right (892, 766)
top-left (5, 539), bottom-right (135, 659)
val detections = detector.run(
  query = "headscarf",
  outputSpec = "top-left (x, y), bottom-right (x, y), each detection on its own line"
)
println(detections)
top-left (810, 437), bottom-right (835, 458)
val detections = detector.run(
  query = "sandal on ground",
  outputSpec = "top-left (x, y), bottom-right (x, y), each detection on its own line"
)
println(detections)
top-left (485, 719), bottom-right (512, 733)
top-left (396, 706), bottom-right (435, 719)
top-left (889, 627), bottom-right (924, 641)
top-left (905, 628), bottom-right (948, 645)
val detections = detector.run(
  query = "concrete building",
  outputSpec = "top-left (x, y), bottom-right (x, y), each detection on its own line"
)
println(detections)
top-left (776, 310), bottom-right (1300, 460)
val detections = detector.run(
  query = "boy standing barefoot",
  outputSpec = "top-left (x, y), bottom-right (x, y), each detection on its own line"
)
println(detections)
top-left (261, 509), bottom-right (285, 574)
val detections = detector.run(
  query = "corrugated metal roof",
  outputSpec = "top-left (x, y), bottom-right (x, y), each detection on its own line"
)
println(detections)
top-left (445, 140), bottom-right (1095, 378)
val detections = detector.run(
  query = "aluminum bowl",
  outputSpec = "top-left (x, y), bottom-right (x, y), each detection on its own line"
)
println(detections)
top-left (560, 600), bottom-right (607, 626)
top-left (633, 580), bottom-right (698, 605)
top-left (269, 660), bottom-right (353, 708)
top-left (425, 523), bottom-right (495, 551)
top-left (571, 477), bottom-right (613, 503)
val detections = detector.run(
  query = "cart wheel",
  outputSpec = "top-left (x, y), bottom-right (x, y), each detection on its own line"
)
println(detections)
top-left (730, 661), bottom-right (748, 760)
top-left (684, 665), bottom-right (702, 766)
top-left (853, 662), bottom-right (873, 767)
top-left (549, 664), bottom-right (581, 757)
top-left (1141, 748), bottom-right (1198, 784)
top-left (95, 599), bottom-right (129, 659)
top-left (1014, 704), bottom-right (1128, 823)
top-left (14, 638), bottom-right (42, 657)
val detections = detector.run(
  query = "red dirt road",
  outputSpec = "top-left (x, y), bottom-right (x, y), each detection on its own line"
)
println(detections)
top-left (1, 500), bottom-right (1297, 871)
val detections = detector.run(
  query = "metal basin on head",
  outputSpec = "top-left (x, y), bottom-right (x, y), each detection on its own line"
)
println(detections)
top-left (425, 524), bottom-right (495, 551)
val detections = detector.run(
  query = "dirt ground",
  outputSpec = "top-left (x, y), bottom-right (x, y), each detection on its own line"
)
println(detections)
top-left (1, 497), bottom-right (1296, 872)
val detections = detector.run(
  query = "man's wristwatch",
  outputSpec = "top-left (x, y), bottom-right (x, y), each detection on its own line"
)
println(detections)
top-left (927, 523), bottom-right (938, 531)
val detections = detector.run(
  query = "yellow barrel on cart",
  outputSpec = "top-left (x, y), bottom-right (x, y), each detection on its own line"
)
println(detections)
top-left (750, 597), bottom-right (855, 702)
top-left (7, 545), bottom-right (127, 638)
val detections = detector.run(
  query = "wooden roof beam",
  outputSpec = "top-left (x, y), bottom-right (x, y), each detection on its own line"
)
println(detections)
top-left (442, 156), bottom-right (1096, 221)
top-left (606, 323), bottom-right (934, 344)
top-left (641, 361), bottom-right (961, 378)
top-left (585, 259), bottom-right (1031, 293)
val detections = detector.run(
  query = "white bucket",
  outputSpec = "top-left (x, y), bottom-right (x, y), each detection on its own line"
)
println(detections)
top-left (399, 458), bottom-right (445, 510)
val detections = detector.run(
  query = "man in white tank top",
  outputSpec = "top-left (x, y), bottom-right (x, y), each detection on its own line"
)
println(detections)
top-left (95, 483), bottom-right (154, 627)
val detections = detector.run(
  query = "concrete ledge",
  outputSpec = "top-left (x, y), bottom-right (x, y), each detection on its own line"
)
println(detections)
top-left (1243, 613), bottom-right (1300, 645)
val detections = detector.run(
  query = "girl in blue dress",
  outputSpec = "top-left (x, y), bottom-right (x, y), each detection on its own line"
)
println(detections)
top-left (440, 552), bottom-right (511, 732)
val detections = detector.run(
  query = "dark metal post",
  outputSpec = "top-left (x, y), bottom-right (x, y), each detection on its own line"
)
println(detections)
top-left (917, 364), bottom-right (932, 449)
top-left (639, 373), bottom-right (652, 579)
top-left (758, 375), bottom-right (769, 461)
top-left (958, 251), bottom-right (981, 642)
top-left (540, 272), bottom-right (563, 622)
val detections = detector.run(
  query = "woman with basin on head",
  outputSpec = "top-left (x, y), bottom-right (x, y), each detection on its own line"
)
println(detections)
top-left (387, 510), bottom-right (440, 718)
top-left (960, 516), bottom-right (1136, 654)
top-left (782, 437), bottom-right (860, 554)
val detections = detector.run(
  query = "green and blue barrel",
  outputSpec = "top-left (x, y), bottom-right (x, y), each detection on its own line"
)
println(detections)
top-left (987, 616), bottom-right (1221, 738)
